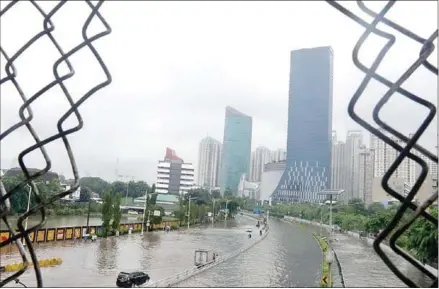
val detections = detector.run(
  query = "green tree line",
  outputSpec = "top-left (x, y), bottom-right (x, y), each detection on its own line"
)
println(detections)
top-left (78, 177), bottom-right (149, 200)
top-left (0, 174), bottom-right (88, 216)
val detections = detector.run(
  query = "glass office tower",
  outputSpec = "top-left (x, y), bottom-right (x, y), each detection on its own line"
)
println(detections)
top-left (274, 46), bottom-right (334, 203)
top-left (220, 106), bottom-right (252, 196)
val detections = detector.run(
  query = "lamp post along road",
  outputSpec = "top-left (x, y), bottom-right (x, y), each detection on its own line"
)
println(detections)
top-left (24, 184), bottom-right (32, 233)
top-left (141, 191), bottom-right (159, 235)
top-left (86, 198), bottom-right (92, 234)
top-left (317, 189), bottom-right (344, 288)
top-left (212, 199), bottom-right (216, 226)
top-left (125, 181), bottom-right (129, 206)
top-left (187, 197), bottom-right (198, 230)
top-left (224, 200), bottom-right (230, 222)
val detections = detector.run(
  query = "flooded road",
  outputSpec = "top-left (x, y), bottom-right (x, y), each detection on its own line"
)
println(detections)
top-left (174, 218), bottom-right (322, 287)
top-left (2, 216), bottom-right (257, 287)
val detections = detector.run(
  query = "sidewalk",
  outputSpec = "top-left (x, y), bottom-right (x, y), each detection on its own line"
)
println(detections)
top-left (330, 233), bottom-right (407, 287)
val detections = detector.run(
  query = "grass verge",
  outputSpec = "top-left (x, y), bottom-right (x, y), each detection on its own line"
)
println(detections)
top-left (311, 232), bottom-right (332, 288)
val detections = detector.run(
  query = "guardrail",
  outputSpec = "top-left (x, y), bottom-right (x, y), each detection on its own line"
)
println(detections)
top-left (146, 222), bottom-right (270, 287)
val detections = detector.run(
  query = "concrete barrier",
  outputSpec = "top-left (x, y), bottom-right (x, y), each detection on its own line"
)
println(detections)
top-left (146, 216), bottom-right (270, 288)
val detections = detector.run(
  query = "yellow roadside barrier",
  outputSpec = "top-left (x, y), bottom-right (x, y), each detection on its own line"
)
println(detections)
top-left (0, 257), bottom-right (62, 272)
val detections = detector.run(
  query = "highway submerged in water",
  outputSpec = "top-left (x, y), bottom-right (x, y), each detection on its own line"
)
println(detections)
top-left (1, 214), bottom-right (324, 287)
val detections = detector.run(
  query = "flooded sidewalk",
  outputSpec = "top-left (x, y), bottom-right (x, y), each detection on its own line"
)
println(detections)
top-left (331, 233), bottom-right (432, 287)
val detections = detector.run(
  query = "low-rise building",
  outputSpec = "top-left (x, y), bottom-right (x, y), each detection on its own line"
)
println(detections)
top-left (134, 193), bottom-right (180, 216)
top-left (259, 161), bottom-right (286, 203)
top-left (156, 148), bottom-right (195, 195)
top-left (237, 173), bottom-right (259, 199)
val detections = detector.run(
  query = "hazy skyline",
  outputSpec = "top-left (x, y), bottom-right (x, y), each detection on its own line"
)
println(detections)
top-left (1, 1), bottom-right (437, 184)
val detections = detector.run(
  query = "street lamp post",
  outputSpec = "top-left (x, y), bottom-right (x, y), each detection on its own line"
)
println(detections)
top-left (24, 184), bottom-right (32, 232)
top-left (317, 189), bottom-right (344, 288)
top-left (187, 197), bottom-right (198, 230)
top-left (224, 200), bottom-right (230, 222)
top-left (125, 181), bottom-right (130, 206)
top-left (212, 199), bottom-right (216, 226)
top-left (141, 190), bottom-right (159, 235)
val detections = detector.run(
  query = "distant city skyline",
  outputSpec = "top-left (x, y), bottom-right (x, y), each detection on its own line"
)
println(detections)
top-left (1, 1), bottom-right (436, 185)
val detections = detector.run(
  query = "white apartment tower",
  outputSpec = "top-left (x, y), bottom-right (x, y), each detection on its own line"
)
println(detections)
top-left (345, 131), bottom-right (363, 201)
top-left (331, 139), bottom-right (349, 203)
top-left (359, 146), bottom-right (374, 205)
top-left (270, 148), bottom-right (287, 163)
top-left (197, 136), bottom-right (222, 188)
top-left (156, 148), bottom-right (195, 194)
top-left (370, 130), bottom-right (417, 185)
top-left (250, 146), bottom-right (272, 182)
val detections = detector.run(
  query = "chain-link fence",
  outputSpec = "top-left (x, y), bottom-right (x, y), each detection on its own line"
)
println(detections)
top-left (0, 0), bottom-right (112, 287)
top-left (326, 1), bottom-right (437, 287)
top-left (1, 0), bottom-right (437, 288)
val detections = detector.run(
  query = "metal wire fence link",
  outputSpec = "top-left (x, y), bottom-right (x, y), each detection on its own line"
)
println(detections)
top-left (0, 0), bottom-right (112, 287)
top-left (325, 1), bottom-right (438, 287)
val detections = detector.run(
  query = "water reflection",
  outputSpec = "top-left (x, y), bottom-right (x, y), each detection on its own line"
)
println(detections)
top-left (175, 218), bottom-right (322, 288)
top-left (2, 216), bottom-right (255, 287)
top-left (96, 238), bottom-right (118, 272)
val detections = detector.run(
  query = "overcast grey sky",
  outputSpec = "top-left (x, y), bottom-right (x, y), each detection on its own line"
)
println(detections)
top-left (1, 1), bottom-right (437, 183)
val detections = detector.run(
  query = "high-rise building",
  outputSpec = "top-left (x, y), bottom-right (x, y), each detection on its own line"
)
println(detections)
top-left (331, 140), bottom-right (348, 194)
top-left (345, 131), bottom-right (363, 200)
top-left (270, 148), bottom-right (287, 163)
top-left (273, 46), bottom-right (334, 203)
top-left (414, 144), bottom-right (438, 181)
top-left (156, 148), bottom-right (195, 195)
top-left (220, 106), bottom-right (252, 195)
top-left (250, 146), bottom-right (272, 182)
top-left (370, 129), bottom-right (417, 185)
top-left (330, 131), bottom-right (364, 204)
top-left (197, 136), bottom-right (222, 188)
top-left (359, 146), bottom-right (374, 205)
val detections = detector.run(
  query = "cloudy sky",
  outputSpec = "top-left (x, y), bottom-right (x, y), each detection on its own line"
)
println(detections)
top-left (1, 1), bottom-right (437, 184)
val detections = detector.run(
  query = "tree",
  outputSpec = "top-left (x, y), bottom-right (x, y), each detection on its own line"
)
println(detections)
top-left (79, 186), bottom-right (92, 202)
top-left (211, 189), bottom-right (221, 199)
top-left (406, 207), bottom-right (438, 264)
top-left (128, 181), bottom-right (149, 199)
top-left (79, 177), bottom-right (109, 197)
top-left (112, 194), bottom-right (122, 232)
top-left (110, 181), bottom-right (128, 197)
top-left (2, 175), bottom-right (31, 214)
top-left (367, 202), bottom-right (385, 215)
top-left (149, 205), bottom-right (165, 228)
top-left (149, 184), bottom-right (157, 205)
top-left (2, 174), bottom-right (63, 214)
top-left (101, 192), bottom-right (113, 237)
top-left (224, 187), bottom-right (233, 198)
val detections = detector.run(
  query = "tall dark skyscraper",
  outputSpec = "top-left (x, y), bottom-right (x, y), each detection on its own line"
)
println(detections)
top-left (273, 46), bottom-right (333, 203)
top-left (220, 106), bottom-right (252, 195)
